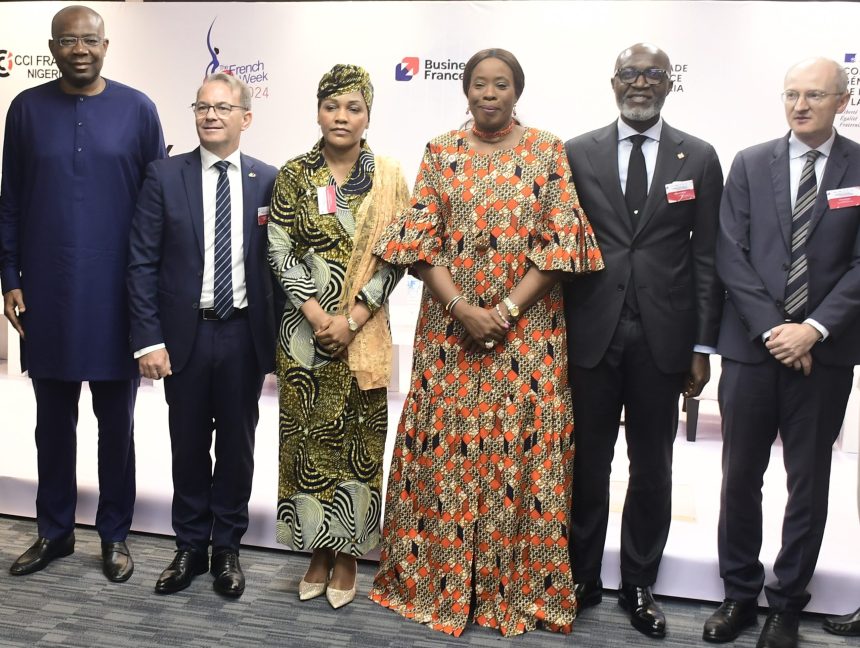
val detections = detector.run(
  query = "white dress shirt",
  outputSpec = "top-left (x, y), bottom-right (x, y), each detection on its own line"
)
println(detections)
top-left (617, 117), bottom-right (663, 194)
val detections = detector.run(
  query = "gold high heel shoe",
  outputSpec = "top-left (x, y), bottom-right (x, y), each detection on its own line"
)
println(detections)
top-left (298, 575), bottom-right (328, 601)
top-left (325, 579), bottom-right (356, 609)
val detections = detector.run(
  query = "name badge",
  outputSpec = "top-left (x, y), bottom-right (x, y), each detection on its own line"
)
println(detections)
top-left (317, 186), bottom-right (336, 214)
top-left (826, 187), bottom-right (860, 210)
top-left (257, 206), bottom-right (269, 226)
top-left (665, 180), bottom-right (696, 203)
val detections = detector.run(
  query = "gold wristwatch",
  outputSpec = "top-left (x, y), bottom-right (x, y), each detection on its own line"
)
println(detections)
top-left (502, 296), bottom-right (520, 319)
top-left (346, 314), bottom-right (360, 333)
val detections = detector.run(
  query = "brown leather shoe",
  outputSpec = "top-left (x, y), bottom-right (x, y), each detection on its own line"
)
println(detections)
top-left (9, 534), bottom-right (75, 576)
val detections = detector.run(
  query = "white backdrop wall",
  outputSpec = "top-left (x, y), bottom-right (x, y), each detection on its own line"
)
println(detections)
top-left (2, 0), bottom-right (860, 340)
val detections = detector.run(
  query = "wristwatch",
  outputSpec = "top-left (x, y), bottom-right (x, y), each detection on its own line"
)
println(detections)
top-left (502, 296), bottom-right (520, 319)
top-left (346, 314), bottom-right (360, 333)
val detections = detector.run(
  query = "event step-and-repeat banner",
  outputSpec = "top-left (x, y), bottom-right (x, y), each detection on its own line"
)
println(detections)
top-left (2, 0), bottom-right (860, 350)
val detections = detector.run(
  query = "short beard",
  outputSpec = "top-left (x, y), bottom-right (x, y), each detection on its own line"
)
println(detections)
top-left (618, 96), bottom-right (665, 124)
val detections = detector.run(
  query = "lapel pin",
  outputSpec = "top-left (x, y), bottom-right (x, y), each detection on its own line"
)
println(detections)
top-left (248, 172), bottom-right (256, 178)
top-left (677, 152), bottom-right (685, 160)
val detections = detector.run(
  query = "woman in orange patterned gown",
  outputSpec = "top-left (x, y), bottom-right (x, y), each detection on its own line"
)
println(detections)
top-left (369, 49), bottom-right (604, 636)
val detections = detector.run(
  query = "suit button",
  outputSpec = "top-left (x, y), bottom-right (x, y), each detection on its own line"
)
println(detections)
top-left (192, 302), bottom-right (198, 309)
top-left (617, 284), bottom-right (625, 292)
top-left (198, 270), bottom-right (203, 277)
top-left (776, 300), bottom-right (783, 307)
top-left (782, 263), bottom-right (789, 271)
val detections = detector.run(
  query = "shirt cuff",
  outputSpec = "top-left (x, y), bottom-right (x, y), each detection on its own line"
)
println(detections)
top-left (693, 345), bottom-right (717, 355)
top-left (804, 318), bottom-right (829, 341)
top-left (134, 343), bottom-right (166, 359)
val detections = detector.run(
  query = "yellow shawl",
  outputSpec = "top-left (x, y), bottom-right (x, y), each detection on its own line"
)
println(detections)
top-left (337, 155), bottom-right (410, 389)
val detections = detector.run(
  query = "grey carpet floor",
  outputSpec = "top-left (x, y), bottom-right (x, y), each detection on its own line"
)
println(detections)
top-left (0, 516), bottom-right (847, 647)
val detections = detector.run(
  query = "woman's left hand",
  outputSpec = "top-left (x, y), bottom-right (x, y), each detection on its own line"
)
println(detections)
top-left (315, 315), bottom-right (355, 357)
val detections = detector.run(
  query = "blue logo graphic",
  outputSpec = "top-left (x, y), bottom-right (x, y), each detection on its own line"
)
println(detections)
top-left (205, 19), bottom-right (221, 77)
top-left (846, 53), bottom-right (856, 63)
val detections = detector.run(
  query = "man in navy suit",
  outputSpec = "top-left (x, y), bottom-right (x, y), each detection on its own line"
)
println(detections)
top-left (127, 73), bottom-right (277, 598)
top-left (703, 58), bottom-right (860, 648)
top-left (563, 43), bottom-right (723, 638)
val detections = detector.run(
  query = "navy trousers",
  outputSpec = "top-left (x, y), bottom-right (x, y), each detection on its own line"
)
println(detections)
top-left (163, 317), bottom-right (263, 554)
top-left (32, 378), bottom-right (138, 541)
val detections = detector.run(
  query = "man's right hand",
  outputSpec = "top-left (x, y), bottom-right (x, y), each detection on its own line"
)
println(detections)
top-left (139, 348), bottom-right (172, 380)
top-left (3, 289), bottom-right (25, 339)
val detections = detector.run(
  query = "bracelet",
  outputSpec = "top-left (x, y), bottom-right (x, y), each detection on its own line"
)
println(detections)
top-left (445, 294), bottom-right (465, 316)
top-left (494, 304), bottom-right (511, 328)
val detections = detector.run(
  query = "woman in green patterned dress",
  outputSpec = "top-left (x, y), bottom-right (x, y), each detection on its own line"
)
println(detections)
top-left (268, 64), bottom-right (409, 608)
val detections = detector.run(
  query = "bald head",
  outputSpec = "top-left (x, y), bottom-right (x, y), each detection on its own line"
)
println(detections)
top-left (51, 5), bottom-right (103, 38)
top-left (615, 43), bottom-right (671, 75)
top-left (785, 57), bottom-right (848, 94)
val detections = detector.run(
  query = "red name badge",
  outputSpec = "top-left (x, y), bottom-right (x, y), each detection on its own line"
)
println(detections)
top-left (317, 185), bottom-right (336, 214)
top-left (665, 180), bottom-right (696, 203)
top-left (826, 187), bottom-right (860, 210)
top-left (257, 206), bottom-right (269, 225)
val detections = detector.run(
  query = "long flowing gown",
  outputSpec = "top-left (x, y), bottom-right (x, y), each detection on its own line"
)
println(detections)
top-left (269, 141), bottom-right (404, 556)
top-left (369, 128), bottom-right (604, 636)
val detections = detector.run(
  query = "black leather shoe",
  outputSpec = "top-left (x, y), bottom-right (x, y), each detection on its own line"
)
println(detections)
top-left (9, 534), bottom-right (75, 576)
top-left (703, 598), bottom-right (758, 643)
top-left (211, 550), bottom-right (245, 598)
top-left (618, 583), bottom-right (666, 639)
top-left (823, 605), bottom-right (860, 636)
top-left (101, 541), bottom-right (134, 582)
top-left (756, 612), bottom-right (799, 648)
top-left (154, 549), bottom-right (209, 595)
top-left (574, 578), bottom-right (603, 608)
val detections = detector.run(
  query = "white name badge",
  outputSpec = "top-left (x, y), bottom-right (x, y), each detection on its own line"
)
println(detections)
top-left (665, 179), bottom-right (696, 203)
top-left (826, 187), bottom-right (860, 210)
top-left (317, 186), bottom-right (336, 214)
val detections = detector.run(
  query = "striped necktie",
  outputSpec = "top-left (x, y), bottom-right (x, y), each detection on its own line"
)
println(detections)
top-left (213, 160), bottom-right (234, 320)
top-left (784, 149), bottom-right (821, 319)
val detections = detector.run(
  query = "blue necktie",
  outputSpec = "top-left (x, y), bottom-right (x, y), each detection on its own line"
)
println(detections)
top-left (784, 150), bottom-right (821, 319)
top-left (213, 160), bottom-right (234, 320)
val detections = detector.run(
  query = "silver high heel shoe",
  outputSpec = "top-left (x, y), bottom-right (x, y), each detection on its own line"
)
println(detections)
top-left (325, 579), bottom-right (356, 609)
top-left (298, 574), bottom-right (329, 601)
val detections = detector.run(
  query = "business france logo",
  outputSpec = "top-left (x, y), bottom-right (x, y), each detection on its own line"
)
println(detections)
top-left (201, 18), bottom-right (271, 99)
top-left (395, 57), bottom-right (419, 82)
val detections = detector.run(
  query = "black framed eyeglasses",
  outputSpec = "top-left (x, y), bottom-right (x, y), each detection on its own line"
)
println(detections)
top-left (191, 102), bottom-right (247, 118)
top-left (55, 36), bottom-right (104, 49)
top-left (614, 67), bottom-right (669, 85)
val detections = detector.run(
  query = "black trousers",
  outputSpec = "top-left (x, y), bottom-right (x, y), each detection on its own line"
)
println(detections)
top-left (32, 378), bottom-right (138, 541)
top-left (718, 357), bottom-right (852, 612)
top-left (568, 311), bottom-right (684, 586)
top-left (163, 317), bottom-right (264, 554)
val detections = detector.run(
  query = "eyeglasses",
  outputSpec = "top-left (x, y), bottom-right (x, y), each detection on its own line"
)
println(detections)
top-left (781, 90), bottom-right (844, 105)
top-left (191, 102), bottom-right (247, 118)
top-left (614, 67), bottom-right (669, 85)
top-left (54, 36), bottom-right (104, 49)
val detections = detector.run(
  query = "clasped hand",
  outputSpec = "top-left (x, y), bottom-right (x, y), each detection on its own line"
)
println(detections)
top-left (765, 323), bottom-right (819, 376)
top-left (456, 303), bottom-right (509, 353)
top-left (314, 314), bottom-right (355, 358)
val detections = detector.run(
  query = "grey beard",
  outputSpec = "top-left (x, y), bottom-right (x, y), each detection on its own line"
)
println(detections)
top-left (619, 103), bottom-right (661, 123)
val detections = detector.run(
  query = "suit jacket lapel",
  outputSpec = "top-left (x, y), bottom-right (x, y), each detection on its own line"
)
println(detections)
top-left (182, 149), bottom-right (205, 259)
top-left (770, 137), bottom-right (793, 253)
top-left (586, 123), bottom-right (632, 236)
top-left (808, 134), bottom-right (849, 239)
top-left (635, 122), bottom-right (688, 239)
top-left (240, 154), bottom-right (257, 261)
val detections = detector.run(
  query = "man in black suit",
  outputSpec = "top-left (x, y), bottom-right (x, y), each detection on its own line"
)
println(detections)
top-left (127, 73), bottom-right (277, 598)
top-left (563, 43), bottom-right (723, 638)
top-left (704, 58), bottom-right (860, 648)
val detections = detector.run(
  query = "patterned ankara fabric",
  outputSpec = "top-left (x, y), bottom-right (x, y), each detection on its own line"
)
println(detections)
top-left (316, 63), bottom-right (374, 114)
top-left (269, 140), bottom-right (403, 556)
top-left (369, 128), bottom-right (604, 636)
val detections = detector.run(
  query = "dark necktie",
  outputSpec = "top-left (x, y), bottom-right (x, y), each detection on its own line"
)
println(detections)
top-left (784, 149), bottom-right (821, 319)
top-left (625, 134), bottom-right (648, 226)
top-left (213, 160), bottom-right (234, 320)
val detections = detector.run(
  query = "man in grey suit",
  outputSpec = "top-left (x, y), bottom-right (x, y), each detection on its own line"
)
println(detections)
top-left (704, 58), bottom-right (860, 648)
top-left (563, 43), bottom-right (723, 638)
